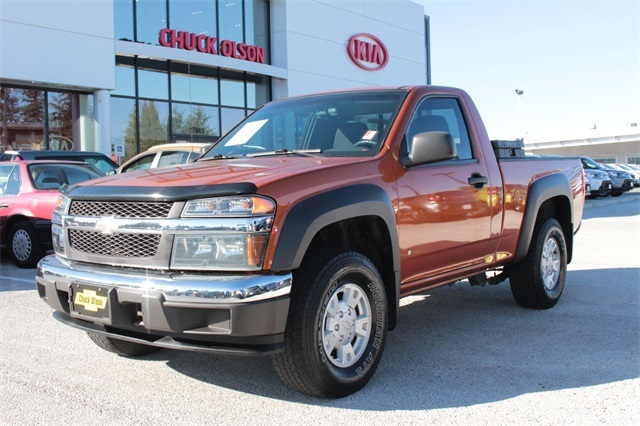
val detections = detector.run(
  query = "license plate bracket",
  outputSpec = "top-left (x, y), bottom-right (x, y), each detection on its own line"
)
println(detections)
top-left (69, 283), bottom-right (111, 320)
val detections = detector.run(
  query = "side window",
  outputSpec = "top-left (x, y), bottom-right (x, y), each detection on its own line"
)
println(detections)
top-left (405, 97), bottom-right (474, 160)
top-left (157, 151), bottom-right (189, 168)
top-left (123, 153), bottom-right (156, 172)
top-left (0, 165), bottom-right (16, 196)
top-left (4, 166), bottom-right (21, 195)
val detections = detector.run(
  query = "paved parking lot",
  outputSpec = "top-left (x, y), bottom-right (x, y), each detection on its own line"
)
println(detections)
top-left (1, 190), bottom-right (638, 424)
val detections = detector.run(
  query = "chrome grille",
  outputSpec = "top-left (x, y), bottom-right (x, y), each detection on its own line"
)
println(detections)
top-left (69, 230), bottom-right (161, 258)
top-left (69, 201), bottom-right (173, 218)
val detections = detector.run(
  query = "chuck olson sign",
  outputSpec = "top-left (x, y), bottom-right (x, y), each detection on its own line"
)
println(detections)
top-left (159, 28), bottom-right (265, 64)
top-left (347, 33), bottom-right (388, 71)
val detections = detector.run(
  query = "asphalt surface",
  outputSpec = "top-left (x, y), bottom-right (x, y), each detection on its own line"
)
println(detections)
top-left (1, 190), bottom-right (638, 425)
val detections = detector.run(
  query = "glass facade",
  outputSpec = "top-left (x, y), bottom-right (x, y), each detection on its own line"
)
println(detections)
top-left (0, 86), bottom-right (94, 152)
top-left (112, 0), bottom-right (272, 162)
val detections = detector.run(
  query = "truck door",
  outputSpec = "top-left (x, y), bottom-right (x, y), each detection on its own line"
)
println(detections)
top-left (396, 96), bottom-right (494, 284)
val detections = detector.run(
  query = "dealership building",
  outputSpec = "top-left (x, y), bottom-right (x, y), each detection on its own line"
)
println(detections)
top-left (0, 0), bottom-right (430, 161)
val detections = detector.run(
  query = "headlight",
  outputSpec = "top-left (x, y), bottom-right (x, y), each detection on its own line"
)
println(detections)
top-left (51, 195), bottom-right (70, 256)
top-left (171, 233), bottom-right (269, 270)
top-left (183, 196), bottom-right (275, 216)
top-left (54, 194), bottom-right (70, 214)
top-left (172, 195), bottom-right (276, 270)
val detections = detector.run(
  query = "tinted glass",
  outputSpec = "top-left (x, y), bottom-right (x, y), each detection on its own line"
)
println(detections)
top-left (220, 108), bottom-right (246, 134)
top-left (0, 164), bottom-right (17, 196)
top-left (122, 153), bottom-right (156, 172)
top-left (170, 1), bottom-right (216, 36)
top-left (48, 92), bottom-right (74, 148)
top-left (114, 0), bottom-right (134, 41)
top-left (406, 97), bottom-right (474, 160)
top-left (204, 91), bottom-right (407, 158)
top-left (171, 73), bottom-right (218, 105)
top-left (138, 68), bottom-right (169, 100)
top-left (218, 0), bottom-right (243, 42)
top-left (139, 100), bottom-right (170, 151)
top-left (110, 97), bottom-right (137, 162)
top-left (113, 65), bottom-right (136, 97)
top-left (172, 103), bottom-right (220, 140)
top-left (29, 164), bottom-right (101, 189)
top-left (136, 0), bottom-right (167, 44)
top-left (157, 151), bottom-right (191, 167)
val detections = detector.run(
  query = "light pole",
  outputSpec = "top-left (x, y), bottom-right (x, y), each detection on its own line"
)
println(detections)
top-left (515, 89), bottom-right (524, 140)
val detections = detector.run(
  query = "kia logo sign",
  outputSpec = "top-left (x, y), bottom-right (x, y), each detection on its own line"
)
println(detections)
top-left (347, 33), bottom-right (388, 71)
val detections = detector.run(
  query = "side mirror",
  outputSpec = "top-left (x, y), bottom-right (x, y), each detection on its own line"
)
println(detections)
top-left (404, 131), bottom-right (456, 167)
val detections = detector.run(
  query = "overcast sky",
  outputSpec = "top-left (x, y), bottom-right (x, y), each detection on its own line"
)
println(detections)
top-left (415, 0), bottom-right (640, 142)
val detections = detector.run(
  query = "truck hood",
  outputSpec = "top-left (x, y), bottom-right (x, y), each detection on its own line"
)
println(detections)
top-left (65, 156), bottom-right (373, 200)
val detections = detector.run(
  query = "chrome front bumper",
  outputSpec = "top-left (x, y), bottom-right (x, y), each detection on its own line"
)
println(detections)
top-left (36, 255), bottom-right (292, 353)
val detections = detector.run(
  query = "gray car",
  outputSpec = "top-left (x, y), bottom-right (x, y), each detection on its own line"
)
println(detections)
top-left (581, 157), bottom-right (634, 197)
top-left (583, 168), bottom-right (613, 198)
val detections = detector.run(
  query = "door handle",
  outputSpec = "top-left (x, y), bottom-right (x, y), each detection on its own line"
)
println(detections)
top-left (468, 172), bottom-right (488, 189)
top-left (0, 203), bottom-right (9, 208)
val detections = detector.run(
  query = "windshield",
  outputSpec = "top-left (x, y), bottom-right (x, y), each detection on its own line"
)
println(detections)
top-left (202, 90), bottom-right (407, 159)
top-left (581, 157), bottom-right (605, 170)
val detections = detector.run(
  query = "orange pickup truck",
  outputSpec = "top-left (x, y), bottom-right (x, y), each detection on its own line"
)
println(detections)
top-left (37, 86), bottom-right (585, 398)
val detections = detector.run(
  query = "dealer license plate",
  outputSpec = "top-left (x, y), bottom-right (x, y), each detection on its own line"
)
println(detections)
top-left (70, 283), bottom-right (110, 319)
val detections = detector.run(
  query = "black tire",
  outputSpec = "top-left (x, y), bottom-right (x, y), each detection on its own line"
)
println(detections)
top-left (9, 221), bottom-right (43, 268)
top-left (611, 192), bottom-right (623, 197)
top-left (87, 332), bottom-right (161, 357)
top-left (510, 218), bottom-right (567, 309)
top-left (272, 250), bottom-right (388, 398)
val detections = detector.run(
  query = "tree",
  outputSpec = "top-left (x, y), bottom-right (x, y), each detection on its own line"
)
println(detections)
top-left (49, 92), bottom-right (73, 139)
top-left (138, 101), bottom-right (167, 152)
top-left (1, 88), bottom-right (21, 149)
top-left (172, 105), bottom-right (217, 137)
top-left (21, 89), bottom-right (44, 124)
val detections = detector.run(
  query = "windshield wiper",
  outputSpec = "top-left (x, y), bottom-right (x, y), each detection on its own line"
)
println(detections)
top-left (247, 148), bottom-right (322, 158)
top-left (197, 153), bottom-right (235, 161)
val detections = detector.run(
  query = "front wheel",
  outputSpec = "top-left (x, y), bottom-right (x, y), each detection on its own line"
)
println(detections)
top-left (509, 218), bottom-right (567, 309)
top-left (9, 221), bottom-right (43, 268)
top-left (272, 251), bottom-right (388, 398)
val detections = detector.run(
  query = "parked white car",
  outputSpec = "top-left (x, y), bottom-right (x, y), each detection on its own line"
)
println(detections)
top-left (113, 143), bottom-right (210, 174)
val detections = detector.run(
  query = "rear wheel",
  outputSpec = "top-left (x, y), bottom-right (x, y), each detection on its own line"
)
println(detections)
top-left (510, 218), bottom-right (567, 309)
top-left (272, 250), bottom-right (388, 398)
top-left (9, 221), bottom-right (43, 268)
top-left (87, 332), bottom-right (161, 357)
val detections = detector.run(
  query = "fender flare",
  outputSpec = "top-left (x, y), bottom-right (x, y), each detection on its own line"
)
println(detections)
top-left (271, 184), bottom-right (401, 324)
top-left (514, 173), bottom-right (574, 263)
top-left (272, 184), bottom-right (399, 272)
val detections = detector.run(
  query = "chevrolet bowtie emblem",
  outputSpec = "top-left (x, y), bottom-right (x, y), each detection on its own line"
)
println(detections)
top-left (95, 215), bottom-right (118, 235)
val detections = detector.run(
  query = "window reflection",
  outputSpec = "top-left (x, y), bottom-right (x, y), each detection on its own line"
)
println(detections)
top-left (114, 0), bottom-right (134, 41)
top-left (136, 0), bottom-right (167, 44)
top-left (221, 107), bottom-right (246, 134)
top-left (48, 92), bottom-right (75, 149)
top-left (114, 65), bottom-right (136, 97)
top-left (218, 1), bottom-right (243, 42)
top-left (172, 103), bottom-right (220, 142)
top-left (0, 88), bottom-right (44, 150)
top-left (171, 73), bottom-right (218, 105)
top-left (221, 79), bottom-right (244, 107)
top-left (170, 0), bottom-right (216, 37)
top-left (138, 68), bottom-right (169, 100)
top-left (110, 97), bottom-right (137, 162)
top-left (139, 100), bottom-right (170, 152)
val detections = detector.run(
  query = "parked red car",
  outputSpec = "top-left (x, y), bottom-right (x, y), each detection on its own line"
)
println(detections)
top-left (0, 160), bottom-right (102, 267)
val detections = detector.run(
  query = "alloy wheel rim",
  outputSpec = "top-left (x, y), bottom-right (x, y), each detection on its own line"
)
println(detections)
top-left (541, 237), bottom-right (560, 291)
top-left (322, 282), bottom-right (372, 368)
